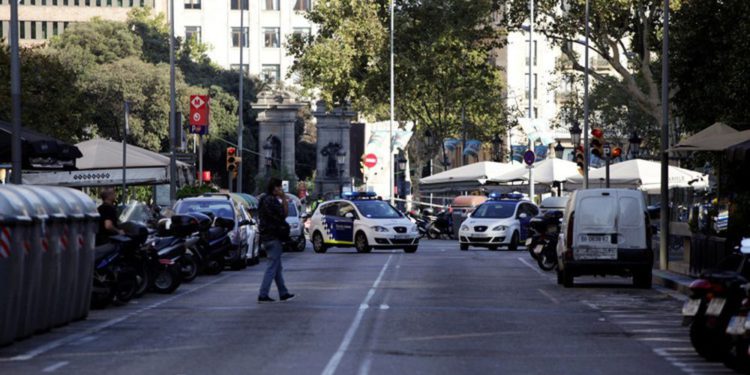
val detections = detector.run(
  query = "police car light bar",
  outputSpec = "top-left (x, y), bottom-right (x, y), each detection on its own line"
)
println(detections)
top-left (488, 192), bottom-right (525, 201)
top-left (343, 191), bottom-right (379, 200)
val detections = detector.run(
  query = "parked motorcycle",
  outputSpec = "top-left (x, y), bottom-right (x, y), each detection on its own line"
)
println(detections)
top-left (527, 210), bottom-right (562, 271)
top-left (405, 210), bottom-right (429, 238)
top-left (682, 242), bottom-right (750, 362)
top-left (186, 212), bottom-right (234, 276)
top-left (135, 215), bottom-right (199, 295)
top-left (91, 222), bottom-right (149, 309)
top-left (427, 209), bottom-right (454, 240)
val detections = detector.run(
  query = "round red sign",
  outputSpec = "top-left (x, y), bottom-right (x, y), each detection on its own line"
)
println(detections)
top-left (363, 153), bottom-right (378, 168)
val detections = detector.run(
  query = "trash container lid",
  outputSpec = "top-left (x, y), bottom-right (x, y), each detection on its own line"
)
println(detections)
top-left (46, 187), bottom-right (86, 221)
top-left (49, 187), bottom-right (97, 221)
top-left (1, 185), bottom-right (50, 223)
top-left (22, 186), bottom-right (70, 223)
top-left (0, 186), bottom-right (33, 224)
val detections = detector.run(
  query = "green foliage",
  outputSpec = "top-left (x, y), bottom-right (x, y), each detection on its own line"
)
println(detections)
top-left (672, 0), bottom-right (750, 132)
top-left (49, 18), bottom-right (142, 64)
top-left (127, 7), bottom-right (170, 64)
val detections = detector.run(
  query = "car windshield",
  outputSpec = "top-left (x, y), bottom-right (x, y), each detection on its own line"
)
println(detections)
top-left (471, 202), bottom-right (516, 219)
top-left (176, 201), bottom-right (235, 220)
top-left (353, 200), bottom-right (402, 219)
top-left (287, 203), bottom-right (298, 217)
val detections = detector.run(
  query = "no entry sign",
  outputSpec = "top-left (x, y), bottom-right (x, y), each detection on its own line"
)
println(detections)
top-left (363, 153), bottom-right (378, 168)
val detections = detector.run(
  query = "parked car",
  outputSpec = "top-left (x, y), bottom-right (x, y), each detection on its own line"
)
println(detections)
top-left (256, 193), bottom-right (306, 252)
top-left (308, 192), bottom-right (419, 254)
top-left (458, 192), bottom-right (538, 251)
top-left (556, 188), bottom-right (653, 288)
top-left (172, 194), bottom-right (256, 269)
top-left (450, 195), bottom-right (488, 236)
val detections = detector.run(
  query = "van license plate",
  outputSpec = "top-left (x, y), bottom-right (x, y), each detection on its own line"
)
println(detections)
top-left (727, 316), bottom-right (747, 335)
top-left (574, 248), bottom-right (617, 260)
top-left (584, 235), bottom-right (610, 243)
top-left (706, 298), bottom-right (726, 317)
top-left (682, 299), bottom-right (701, 316)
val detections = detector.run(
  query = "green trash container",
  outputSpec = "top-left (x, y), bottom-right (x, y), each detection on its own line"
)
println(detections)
top-left (50, 187), bottom-right (98, 321)
top-left (49, 188), bottom-right (85, 326)
top-left (2, 185), bottom-right (49, 339)
top-left (20, 186), bottom-right (68, 333)
top-left (0, 187), bottom-right (33, 346)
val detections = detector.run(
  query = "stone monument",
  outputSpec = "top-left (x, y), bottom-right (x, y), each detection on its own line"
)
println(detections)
top-left (314, 101), bottom-right (355, 198)
top-left (254, 89), bottom-right (306, 177)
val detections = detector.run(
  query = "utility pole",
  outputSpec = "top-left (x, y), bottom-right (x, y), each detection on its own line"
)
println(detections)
top-left (168, 0), bottom-right (177, 204)
top-left (123, 102), bottom-right (130, 202)
top-left (9, 0), bottom-right (22, 184)
top-left (660, 0), bottom-right (671, 271)
top-left (583, 0), bottom-right (591, 189)
top-left (237, 2), bottom-right (245, 193)
top-left (389, 0), bottom-right (395, 206)
top-left (528, 0), bottom-right (535, 200)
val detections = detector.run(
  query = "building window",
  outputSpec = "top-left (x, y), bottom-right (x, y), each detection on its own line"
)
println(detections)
top-left (232, 27), bottom-right (249, 48)
top-left (117, 0), bottom-right (122, 5)
top-left (261, 64), bottom-right (280, 83)
top-left (525, 40), bottom-right (537, 66)
top-left (85, 0), bottom-right (90, 5)
top-left (185, 26), bottom-right (201, 42)
top-left (230, 64), bottom-right (249, 75)
top-left (184, 0), bottom-right (200, 9)
top-left (293, 0), bottom-right (309, 11)
top-left (42, 22), bottom-right (47, 39)
top-left (106, 0), bottom-right (111, 5)
top-left (19, 22), bottom-right (25, 39)
top-left (53, 0), bottom-right (58, 5)
top-left (263, 27), bottom-right (280, 48)
top-left (53, 22), bottom-right (59, 35)
top-left (31, 21), bottom-right (37, 39)
top-left (230, 0), bottom-right (248, 10)
top-left (262, 0), bottom-right (279, 11)
top-left (524, 107), bottom-right (539, 119)
top-left (292, 27), bottom-right (310, 40)
top-left (524, 73), bottom-right (538, 99)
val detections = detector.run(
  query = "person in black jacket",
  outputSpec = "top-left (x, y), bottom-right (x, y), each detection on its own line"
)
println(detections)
top-left (257, 178), bottom-right (295, 303)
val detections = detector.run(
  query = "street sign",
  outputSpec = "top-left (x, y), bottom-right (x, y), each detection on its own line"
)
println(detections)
top-left (282, 180), bottom-right (289, 193)
top-left (363, 153), bottom-right (378, 168)
top-left (189, 94), bottom-right (209, 134)
top-left (523, 150), bottom-right (536, 166)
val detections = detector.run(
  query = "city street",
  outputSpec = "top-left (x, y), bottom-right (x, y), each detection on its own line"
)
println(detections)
top-left (0, 240), bottom-right (733, 375)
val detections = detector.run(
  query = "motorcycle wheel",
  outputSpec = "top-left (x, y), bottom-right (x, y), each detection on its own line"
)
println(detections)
top-left (537, 251), bottom-right (557, 271)
top-left (205, 256), bottom-right (225, 275)
top-left (113, 274), bottom-right (137, 306)
top-left (153, 265), bottom-right (183, 294)
top-left (690, 316), bottom-right (732, 361)
top-left (725, 340), bottom-right (750, 372)
top-left (133, 262), bottom-right (150, 298)
top-left (180, 253), bottom-right (199, 283)
top-left (427, 226), bottom-right (439, 240)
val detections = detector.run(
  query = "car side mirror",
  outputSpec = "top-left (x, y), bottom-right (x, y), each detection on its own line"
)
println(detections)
top-left (249, 219), bottom-right (256, 226)
top-left (214, 217), bottom-right (235, 230)
top-left (239, 219), bottom-right (251, 227)
top-left (344, 212), bottom-right (355, 219)
top-left (301, 213), bottom-right (310, 220)
top-left (519, 213), bottom-right (528, 219)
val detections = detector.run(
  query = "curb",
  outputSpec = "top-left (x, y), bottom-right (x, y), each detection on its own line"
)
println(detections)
top-left (652, 269), bottom-right (694, 296)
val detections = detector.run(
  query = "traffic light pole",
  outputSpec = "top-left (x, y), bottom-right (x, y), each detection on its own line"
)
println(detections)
top-left (198, 135), bottom-right (204, 186)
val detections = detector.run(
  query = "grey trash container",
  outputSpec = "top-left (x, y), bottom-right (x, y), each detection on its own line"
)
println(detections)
top-left (51, 187), bottom-right (98, 321)
top-left (21, 186), bottom-right (68, 333)
top-left (49, 187), bottom-right (86, 326)
top-left (0, 187), bottom-right (33, 346)
top-left (1, 185), bottom-right (49, 340)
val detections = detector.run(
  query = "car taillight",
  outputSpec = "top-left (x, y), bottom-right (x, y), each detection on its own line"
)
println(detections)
top-left (565, 212), bottom-right (575, 250)
top-left (689, 279), bottom-right (712, 291)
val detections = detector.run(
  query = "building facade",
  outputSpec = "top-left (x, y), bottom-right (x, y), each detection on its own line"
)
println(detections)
top-left (173, 0), bottom-right (317, 85)
top-left (0, 0), bottom-right (167, 46)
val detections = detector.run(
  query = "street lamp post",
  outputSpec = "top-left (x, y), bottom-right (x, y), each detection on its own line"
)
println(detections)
top-left (570, 121), bottom-right (582, 147)
top-left (396, 153), bottom-right (407, 209)
top-left (603, 142), bottom-right (611, 188)
top-left (168, 0), bottom-right (177, 203)
top-left (554, 140), bottom-right (565, 159)
top-left (237, 0), bottom-right (245, 194)
top-left (263, 140), bottom-right (273, 177)
top-left (628, 132), bottom-right (642, 159)
top-left (492, 133), bottom-right (504, 162)
top-left (583, 0), bottom-right (591, 189)
top-left (337, 150), bottom-right (346, 197)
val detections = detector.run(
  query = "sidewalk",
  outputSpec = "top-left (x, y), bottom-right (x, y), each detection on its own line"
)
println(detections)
top-left (653, 269), bottom-right (695, 296)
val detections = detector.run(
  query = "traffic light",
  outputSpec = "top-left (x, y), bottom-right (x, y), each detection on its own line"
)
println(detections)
top-left (226, 147), bottom-right (241, 176)
top-left (590, 128), bottom-right (604, 159)
top-left (611, 147), bottom-right (622, 158)
top-left (575, 145), bottom-right (585, 175)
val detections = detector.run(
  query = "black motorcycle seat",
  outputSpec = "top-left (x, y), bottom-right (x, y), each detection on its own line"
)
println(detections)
top-left (94, 244), bottom-right (118, 262)
top-left (151, 236), bottom-right (178, 250)
top-left (206, 227), bottom-right (228, 241)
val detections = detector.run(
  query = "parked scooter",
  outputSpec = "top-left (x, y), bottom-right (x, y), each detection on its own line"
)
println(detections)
top-left (527, 210), bottom-right (563, 271)
top-left (427, 209), bottom-right (454, 239)
top-left (91, 222), bottom-right (149, 309)
top-left (682, 241), bottom-right (750, 362)
top-left (405, 210), bottom-right (429, 238)
top-left (186, 212), bottom-right (234, 276)
top-left (135, 215), bottom-right (198, 295)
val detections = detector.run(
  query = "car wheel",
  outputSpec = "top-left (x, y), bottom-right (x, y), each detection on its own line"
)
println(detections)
top-left (633, 268), bottom-right (652, 289)
top-left (508, 232), bottom-right (519, 251)
top-left (312, 231), bottom-right (327, 254)
top-left (562, 268), bottom-right (574, 288)
top-left (404, 246), bottom-right (418, 253)
top-left (355, 232), bottom-right (371, 253)
top-left (460, 243), bottom-right (469, 251)
top-left (296, 236), bottom-right (306, 252)
top-left (556, 270), bottom-right (564, 285)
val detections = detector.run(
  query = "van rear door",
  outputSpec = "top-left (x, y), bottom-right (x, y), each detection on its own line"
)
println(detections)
top-left (573, 192), bottom-right (618, 260)
top-left (616, 193), bottom-right (647, 250)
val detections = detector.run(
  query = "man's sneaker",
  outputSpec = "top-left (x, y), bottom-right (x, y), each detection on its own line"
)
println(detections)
top-left (258, 296), bottom-right (275, 303)
top-left (280, 293), bottom-right (296, 302)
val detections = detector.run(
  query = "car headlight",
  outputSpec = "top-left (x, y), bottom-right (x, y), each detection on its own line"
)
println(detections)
top-left (492, 225), bottom-right (507, 231)
top-left (372, 226), bottom-right (389, 232)
top-left (461, 225), bottom-right (469, 231)
top-left (411, 225), bottom-right (418, 233)
top-left (291, 223), bottom-right (299, 229)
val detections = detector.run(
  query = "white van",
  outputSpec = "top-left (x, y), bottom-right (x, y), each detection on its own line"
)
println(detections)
top-left (556, 188), bottom-right (653, 288)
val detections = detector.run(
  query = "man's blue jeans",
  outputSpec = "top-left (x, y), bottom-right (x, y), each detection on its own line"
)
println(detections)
top-left (259, 239), bottom-right (289, 298)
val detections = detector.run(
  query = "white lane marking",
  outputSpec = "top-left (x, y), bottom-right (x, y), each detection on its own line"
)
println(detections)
top-left (357, 355), bottom-right (372, 375)
top-left (379, 304), bottom-right (389, 310)
top-left (537, 288), bottom-right (560, 304)
top-left (321, 255), bottom-right (393, 375)
top-left (516, 257), bottom-right (548, 277)
top-left (399, 331), bottom-right (525, 342)
top-left (3, 274), bottom-right (233, 362)
top-left (42, 361), bottom-right (69, 373)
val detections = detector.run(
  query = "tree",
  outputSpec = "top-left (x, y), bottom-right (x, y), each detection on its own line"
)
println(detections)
top-left (671, 0), bottom-right (750, 132)
top-left (49, 17), bottom-right (142, 64)
top-left (289, 0), bottom-right (508, 163)
top-left (506, 0), bottom-right (671, 132)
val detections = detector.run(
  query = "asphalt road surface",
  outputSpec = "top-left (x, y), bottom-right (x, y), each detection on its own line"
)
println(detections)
top-left (0, 240), bottom-right (734, 375)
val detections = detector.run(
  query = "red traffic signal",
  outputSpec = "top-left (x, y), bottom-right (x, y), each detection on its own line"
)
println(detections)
top-left (611, 147), bottom-right (622, 158)
top-left (575, 145), bottom-right (585, 175)
top-left (591, 128), bottom-right (604, 138)
top-left (226, 147), bottom-right (240, 173)
top-left (590, 128), bottom-right (604, 158)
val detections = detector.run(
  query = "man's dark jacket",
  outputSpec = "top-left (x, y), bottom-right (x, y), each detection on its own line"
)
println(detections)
top-left (258, 194), bottom-right (290, 242)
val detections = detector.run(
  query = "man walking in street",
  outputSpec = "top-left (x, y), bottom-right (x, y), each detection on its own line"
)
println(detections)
top-left (257, 178), bottom-right (295, 303)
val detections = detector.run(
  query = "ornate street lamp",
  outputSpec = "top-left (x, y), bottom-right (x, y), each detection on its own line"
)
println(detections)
top-left (425, 129), bottom-right (433, 146)
top-left (628, 131), bottom-right (642, 159)
top-left (397, 153), bottom-right (407, 171)
top-left (569, 121), bottom-right (582, 146)
top-left (337, 150), bottom-right (346, 196)
top-left (554, 140), bottom-right (565, 159)
top-left (491, 133), bottom-right (504, 162)
top-left (263, 139), bottom-right (273, 175)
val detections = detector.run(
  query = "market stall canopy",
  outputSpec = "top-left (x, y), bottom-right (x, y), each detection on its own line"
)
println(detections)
top-left (419, 161), bottom-right (519, 194)
top-left (0, 121), bottom-right (83, 170)
top-left (493, 158), bottom-right (580, 184)
top-left (727, 139), bottom-right (750, 162)
top-left (21, 138), bottom-right (191, 187)
top-left (673, 122), bottom-right (737, 148)
top-left (669, 122), bottom-right (750, 153)
top-left (565, 159), bottom-right (708, 193)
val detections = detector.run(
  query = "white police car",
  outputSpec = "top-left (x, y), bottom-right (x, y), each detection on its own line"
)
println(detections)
top-left (309, 192), bottom-right (419, 254)
top-left (458, 193), bottom-right (539, 251)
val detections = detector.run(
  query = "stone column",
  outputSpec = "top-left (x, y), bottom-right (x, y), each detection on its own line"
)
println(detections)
top-left (314, 101), bottom-right (355, 199)
top-left (254, 90), bottom-right (306, 177)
